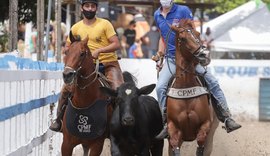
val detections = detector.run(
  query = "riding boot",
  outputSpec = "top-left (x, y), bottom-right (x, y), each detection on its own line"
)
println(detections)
top-left (212, 101), bottom-right (241, 133)
top-left (155, 109), bottom-right (169, 139)
top-left (49, 86), bottom-right (71, 132)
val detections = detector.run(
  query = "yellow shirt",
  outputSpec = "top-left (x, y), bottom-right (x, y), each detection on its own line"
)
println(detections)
top-left (67, 18), bottom-right (118, 63)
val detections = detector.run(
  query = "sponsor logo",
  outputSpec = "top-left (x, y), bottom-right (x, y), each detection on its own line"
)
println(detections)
top-left (77, 115), bottom-right (91, 133)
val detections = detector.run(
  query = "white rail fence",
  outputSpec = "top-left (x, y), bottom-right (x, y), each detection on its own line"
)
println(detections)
top-left (0, 54), bottom-right (63, 156)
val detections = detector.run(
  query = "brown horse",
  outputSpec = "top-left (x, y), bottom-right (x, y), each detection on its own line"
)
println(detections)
top-left (166, 19), bottom-right (219, 156)
top-left (61, 34), bottom-right (112, 156)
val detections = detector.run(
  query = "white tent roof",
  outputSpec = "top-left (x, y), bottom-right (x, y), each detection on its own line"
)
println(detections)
top-left (198, 0), bottom-right (270, 52)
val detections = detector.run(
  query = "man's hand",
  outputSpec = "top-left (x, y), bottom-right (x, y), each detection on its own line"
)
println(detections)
top-left (151, 52), bottom-right (164, 71)
top-left (151, 51), bottom-right (164, 62)
top-left (92, 49), bottom-right (101, 59)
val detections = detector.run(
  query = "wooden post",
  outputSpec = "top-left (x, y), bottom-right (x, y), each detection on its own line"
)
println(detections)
top-left (75, 1), bottom-right (81, 22)
top-left (55, 0), bottom-right (62, 62)
top-left (37, 0), bottom-right (45, 61)
top-left (8, 0), bottom-right (18, 52)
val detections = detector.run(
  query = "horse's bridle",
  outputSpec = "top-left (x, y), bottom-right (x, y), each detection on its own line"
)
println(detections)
top-left (64, 50), bottom-right (99, 89)
top-left (177, 27), bottom-right (210, 67)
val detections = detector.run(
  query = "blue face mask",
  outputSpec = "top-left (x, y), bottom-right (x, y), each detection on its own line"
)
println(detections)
top-left (82, 9), bottom-right (96, 20)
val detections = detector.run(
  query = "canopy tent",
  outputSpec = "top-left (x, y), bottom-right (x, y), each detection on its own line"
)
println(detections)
top-left (198, 0), bottom-right (270, 52)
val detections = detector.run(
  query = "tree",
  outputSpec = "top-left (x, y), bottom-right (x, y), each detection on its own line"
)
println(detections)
top-left (203, 0), bottom-right (270, 14)
top-left (0, 0), bottom-right (53, 24)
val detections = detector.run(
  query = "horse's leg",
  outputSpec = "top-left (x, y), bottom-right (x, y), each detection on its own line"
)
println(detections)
top-left (168, 122), bottom-right (183, 156)
top-left (89, 138), bottom-right (105, 156)
top-left (196, 120), bottom-right (211, 156)
top-left (61, 139), bottom-right (75, 156)
top-left (203, 112), bottom-right (219, 156)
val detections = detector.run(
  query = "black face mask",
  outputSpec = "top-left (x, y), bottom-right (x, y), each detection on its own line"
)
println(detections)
top-left (82, 9), bottom-right (96, 20)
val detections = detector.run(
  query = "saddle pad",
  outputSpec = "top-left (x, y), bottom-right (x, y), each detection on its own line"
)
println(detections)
top-left (65, 98), bottom-right (109, 139)
top-left (167, 86), bottom-right (208, 99)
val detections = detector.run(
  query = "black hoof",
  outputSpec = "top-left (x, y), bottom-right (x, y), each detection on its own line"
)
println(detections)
top-left (172, 147), bottom-right (180, 156)
top-left (196, 146), bottom-right (204, 156)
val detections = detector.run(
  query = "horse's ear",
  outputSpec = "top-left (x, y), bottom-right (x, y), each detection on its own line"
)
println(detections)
top-left (138, 84), bottom-right (156, 95)
top-left (69, 31), bottom-right (76, 43)
top-left (100, 86), bottom-right (117, 97)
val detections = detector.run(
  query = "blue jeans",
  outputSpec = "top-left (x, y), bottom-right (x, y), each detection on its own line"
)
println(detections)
top-left (156, 57), bottom-right (229, 112)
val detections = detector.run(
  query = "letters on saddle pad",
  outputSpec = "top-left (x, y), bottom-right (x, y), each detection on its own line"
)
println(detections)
top-left (167, 86), bottom-right (208, 99)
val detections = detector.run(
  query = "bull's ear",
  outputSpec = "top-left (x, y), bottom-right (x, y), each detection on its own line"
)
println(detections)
top-left (100, 87), bottom-right (117, 97)
top-left (138, 84), bottom-right (156, 95)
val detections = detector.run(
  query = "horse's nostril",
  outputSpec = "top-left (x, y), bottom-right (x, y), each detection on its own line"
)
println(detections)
top-left (63, 72), bottom-right (75, 78)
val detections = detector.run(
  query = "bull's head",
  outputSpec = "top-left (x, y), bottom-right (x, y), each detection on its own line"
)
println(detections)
top-left (100, 83), bottom-right (156, 127)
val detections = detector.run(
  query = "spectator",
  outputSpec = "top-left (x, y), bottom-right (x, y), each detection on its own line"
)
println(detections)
top-left (122, 20), bottom-right (136, 57)
top-left (146, 23), bottom-right (160, 58)
top-left (128, 39), bottom-right (143, 58)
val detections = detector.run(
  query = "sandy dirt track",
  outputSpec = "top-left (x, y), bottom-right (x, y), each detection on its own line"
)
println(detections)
top-left (73, 119), bottom-right (270, 156)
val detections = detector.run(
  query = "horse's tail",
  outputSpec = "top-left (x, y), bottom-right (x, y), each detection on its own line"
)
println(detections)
top-left (122, 71), bottom-right (137, 86)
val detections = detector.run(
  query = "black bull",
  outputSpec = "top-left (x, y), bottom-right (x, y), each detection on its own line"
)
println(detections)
top-left (100, 71), bottom-right (164, 156)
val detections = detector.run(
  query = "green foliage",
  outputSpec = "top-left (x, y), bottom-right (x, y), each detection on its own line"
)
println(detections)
top-left (201, 0), bottom-right (270, 14)
top-left (174, 0), bottom-right (185, 2)
top-left (0, 32), bottom-right (8, 52)
top-left (263, 0), bottom-right (270, 3)
top-left (204, 0), bottom-right (247, 14)
top-left (0, 0), bottom-right (53, 25)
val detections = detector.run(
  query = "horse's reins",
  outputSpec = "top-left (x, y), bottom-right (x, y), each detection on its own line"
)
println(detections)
top-left (176, 26), bottom-right (209, 76)
top-left (64, 51), bottom-right (100, 90)
top-left (164, 26), bottom-right (197, 77)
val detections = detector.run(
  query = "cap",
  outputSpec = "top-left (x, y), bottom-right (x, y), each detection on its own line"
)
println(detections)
top-left (80, 0), bottom-right (98, 5)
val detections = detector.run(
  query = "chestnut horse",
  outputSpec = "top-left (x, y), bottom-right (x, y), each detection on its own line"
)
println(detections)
top-left (166, 19), bottom-right (219, 156)
top-left (61, 33), bottom-right (112, 156)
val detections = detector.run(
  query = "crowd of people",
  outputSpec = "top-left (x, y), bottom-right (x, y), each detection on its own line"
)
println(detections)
top-left (116, 19), bottom-right (160, 59)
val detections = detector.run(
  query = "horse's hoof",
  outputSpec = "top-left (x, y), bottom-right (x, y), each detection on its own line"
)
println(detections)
top-left (196, 146), bottom-right (204, 156)
top-left (223, 118), bottom-right (242, 133)
top-left (173, 147), bottom-right (180, 156)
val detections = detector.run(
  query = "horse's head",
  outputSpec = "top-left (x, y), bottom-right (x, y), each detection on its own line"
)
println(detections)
top-left (100, 72), bottom-right (156, 127)
top-left (63, 32), bottom-right (94, 84)
top-left (172, 19), bottom-right (210, 65)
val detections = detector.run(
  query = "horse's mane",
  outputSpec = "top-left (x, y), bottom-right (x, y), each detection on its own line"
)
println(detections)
top-left (122, 71), bottom-right (137, 86)
top-left (179, 19), bottom-right (194, 29)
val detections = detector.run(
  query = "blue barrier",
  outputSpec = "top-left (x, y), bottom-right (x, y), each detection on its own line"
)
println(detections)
top-left (0, 93), bottom-right (60, 121)
top-left (0, 58), bottom-right (9, 69)
top-left (0, 54), bottom-right (64, 71)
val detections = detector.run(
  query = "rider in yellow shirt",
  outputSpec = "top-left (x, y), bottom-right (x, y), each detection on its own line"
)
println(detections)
top-left (50, 0), bottom-right (124, 132)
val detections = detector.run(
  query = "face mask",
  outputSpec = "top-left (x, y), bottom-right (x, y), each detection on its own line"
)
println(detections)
top-left (82, 9), bottom-right (96, 20)
top-left (160, 0), bottom-right (173, 8)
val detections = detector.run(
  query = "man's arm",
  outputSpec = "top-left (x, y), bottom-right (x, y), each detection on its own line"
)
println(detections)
top-left (152, 37), bottom-right (165, 62)
top-left (92, 35), bottom-right (120, 59)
